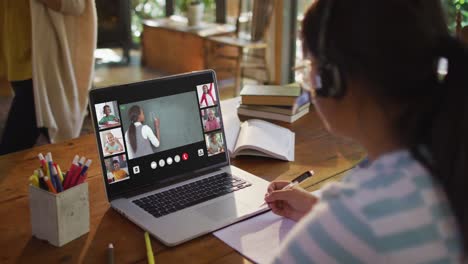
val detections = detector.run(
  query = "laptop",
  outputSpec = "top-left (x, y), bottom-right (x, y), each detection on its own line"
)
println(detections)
top-left (89, 70), bottom-right (270, 246)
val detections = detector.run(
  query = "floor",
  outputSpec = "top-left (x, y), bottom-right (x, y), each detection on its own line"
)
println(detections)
top-left (0, 48), bottom-right (238, 147)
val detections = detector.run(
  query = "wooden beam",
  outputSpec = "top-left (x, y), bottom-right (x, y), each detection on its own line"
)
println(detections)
top-left (273, 0), bottom-right (296, 85)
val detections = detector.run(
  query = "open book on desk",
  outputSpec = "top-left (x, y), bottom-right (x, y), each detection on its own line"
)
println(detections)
top-left (221, 98), bottom-right (295, 161)
top-left (232, 119), bottom-right (295, 161)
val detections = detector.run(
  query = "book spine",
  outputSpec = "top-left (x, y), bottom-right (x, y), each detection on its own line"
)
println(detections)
top-left (238, 108), bottom-right (291, 123)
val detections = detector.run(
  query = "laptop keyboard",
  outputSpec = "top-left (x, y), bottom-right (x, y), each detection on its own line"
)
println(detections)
top-left (132, 173), bottom-right (252, 218)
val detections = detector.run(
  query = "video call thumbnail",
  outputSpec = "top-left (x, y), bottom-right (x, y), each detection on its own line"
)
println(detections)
top-left (120, 91), bottom-right (204, 160)
top-left (201, 107), bottom-right (221, 132)
top-left (205, 131), bottom-right (225, 156)
top-left (100, 127), bottom-right (126, 158)
top-left (197, 82), bottom-right (217, 108)
top-left (104, 154), bottom-right (130, 184)
top-left (95, 101), bottom-right (121, 130)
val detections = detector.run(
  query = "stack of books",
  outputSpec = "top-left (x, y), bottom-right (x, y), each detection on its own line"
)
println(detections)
top-left (238, 83), bottom-right (310, 123)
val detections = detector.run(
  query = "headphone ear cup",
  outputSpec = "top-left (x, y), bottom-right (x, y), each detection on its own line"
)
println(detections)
top-left (317, 63), bottom-right (345, 98)
top-left (330, 64), bottom-right (345, 97)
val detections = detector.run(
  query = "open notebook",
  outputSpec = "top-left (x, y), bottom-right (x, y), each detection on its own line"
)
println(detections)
top-left (221, 98), bottom-right (295, 162)
top-left (214, 190), bottom-right (322, 263)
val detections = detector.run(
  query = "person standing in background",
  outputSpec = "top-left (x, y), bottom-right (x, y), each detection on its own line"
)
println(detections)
top-left (0, 0), bottom-right (97, 155)
top-left (0, 0), bottom-right (38, 154)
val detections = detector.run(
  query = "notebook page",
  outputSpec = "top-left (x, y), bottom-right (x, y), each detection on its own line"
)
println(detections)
top-left (213, 190), bottom-right (321, 263)
top-left (220, 98), bottom-right (242, 154)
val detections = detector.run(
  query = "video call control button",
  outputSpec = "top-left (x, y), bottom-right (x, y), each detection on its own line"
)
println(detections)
top-left (198, 149), bottom-right (204, 156)
top-left (174, 155), bottom-right (181, 163)
top-left (182, 153), bottom-right (189, 161)
top-left (159, 159), bottom-right (165, 167)
top-left (133, 166), bottom-right (140, 174)
top-left (167, 157), bottom-right (173, 165)
top-left (151, 161), bottom-right (157, 169)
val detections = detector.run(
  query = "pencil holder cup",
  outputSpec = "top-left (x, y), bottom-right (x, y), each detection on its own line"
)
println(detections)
top-left (28, 182), bottom-right (90, 247)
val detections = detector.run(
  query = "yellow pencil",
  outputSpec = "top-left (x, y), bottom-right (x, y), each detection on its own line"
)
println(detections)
top-left (144, 232), bottom-right (155, 264)
top-left (56, 164), bottom-right (64, 182)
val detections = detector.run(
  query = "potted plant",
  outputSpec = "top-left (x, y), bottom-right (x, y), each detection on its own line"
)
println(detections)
top-left (185, 0), bottom-right (204, 26)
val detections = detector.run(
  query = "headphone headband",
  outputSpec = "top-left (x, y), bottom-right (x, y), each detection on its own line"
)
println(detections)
top-left (315, 0), bottom-right (346, 98)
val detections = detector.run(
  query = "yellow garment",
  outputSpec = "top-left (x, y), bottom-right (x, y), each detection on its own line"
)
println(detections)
top-left (0, 0), bottom-right (32, 81)
top-left (112, 169), bottom-right (128, 181)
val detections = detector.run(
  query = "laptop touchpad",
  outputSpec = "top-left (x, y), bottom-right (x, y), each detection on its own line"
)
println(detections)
top-left (195, 197), bottom-right (250, 222)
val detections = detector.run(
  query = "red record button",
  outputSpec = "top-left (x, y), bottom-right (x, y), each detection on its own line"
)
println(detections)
top-left (182, 153), bottom-right (189, 161)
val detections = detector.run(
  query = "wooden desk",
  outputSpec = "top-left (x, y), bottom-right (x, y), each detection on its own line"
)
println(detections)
top-left (141, 17), bottom-right (235, 74)
top-left (0, 106), bottom-right (365, 263)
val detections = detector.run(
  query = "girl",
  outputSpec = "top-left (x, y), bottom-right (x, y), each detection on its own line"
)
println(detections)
top-left (265, 0), bottom-right (467, 262)
top-left (104, 132), bottom-right (124, 155)
top-left (125, 105), bottom-right (161, 159)
top-left (204, 109), bottom-right (221, 131)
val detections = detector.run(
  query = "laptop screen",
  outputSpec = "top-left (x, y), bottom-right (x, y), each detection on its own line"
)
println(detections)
top-left (89, 70), bottom-right (229, 200)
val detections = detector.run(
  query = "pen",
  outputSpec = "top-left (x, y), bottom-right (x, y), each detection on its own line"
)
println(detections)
top-left (29, 175), bottom-right (39, 188)
top-left (46, 153), bottom-right (58, 190)
top-left (75, 159), bottom-right (92, 186)
top-left (37, 169), bottom-right (48, 190)
top-left (261, 170), bottom-right (315, 207)
top-left (144, 232), bottom-right (155, 264)
top-left (78, 156), bottom-right (86, 167)
top-left (63, 156), bottom-right (80, 189)
top-left (38, 153), bottom-right (47, 174)
top-left (107, 243), bottom-right (114, 264)
top-left (51, 165), bottom-right (63, 192)
top-left (44, 176), bottom-right (57, 194)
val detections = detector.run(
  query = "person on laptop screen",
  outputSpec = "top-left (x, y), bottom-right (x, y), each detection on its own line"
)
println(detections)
top-left (111, 160), bottom-right (129, 182)
top-left (104, 131), bottom-right (124, 155)
top-left (125, 105), bottom-right (161, 159)
top-left (199, 84), bottom-right (216, 107)
top-left (207, 132), bottom-right (224, 156)
top-left (204, 109), bottom-right (221, 132)
top-left (99, 105), bottom-right (120, 127)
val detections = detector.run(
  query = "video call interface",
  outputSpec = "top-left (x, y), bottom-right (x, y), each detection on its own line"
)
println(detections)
top-left (94, 82), bottom-right (226, 187)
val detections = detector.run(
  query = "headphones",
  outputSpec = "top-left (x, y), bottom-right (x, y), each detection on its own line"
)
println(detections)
top-left (315, 0), bottom-right (346, 98)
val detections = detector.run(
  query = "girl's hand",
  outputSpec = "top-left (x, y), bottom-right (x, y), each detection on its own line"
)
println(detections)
top-left (264, 181), bottom-right (319, 221)
top-left (154, 117), bottom-right (160, 128)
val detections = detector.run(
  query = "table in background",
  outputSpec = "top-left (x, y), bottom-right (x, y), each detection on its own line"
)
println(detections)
top-left (0, 102), bottom-right (365, 263)
top-left (141, 16), bottom-right (235, 74)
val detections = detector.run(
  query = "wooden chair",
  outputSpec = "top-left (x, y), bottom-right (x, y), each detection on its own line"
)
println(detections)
top-left (207, 0), bottom-right (274, 95)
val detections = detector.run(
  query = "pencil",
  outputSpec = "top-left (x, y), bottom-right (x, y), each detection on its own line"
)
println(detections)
top-left (144, 232), bottom-right (155, 264)
top-left (107, 243), bottom-right (114, 264)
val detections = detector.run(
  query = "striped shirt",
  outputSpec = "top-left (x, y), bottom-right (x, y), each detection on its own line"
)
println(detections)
top-left (271, 150), bottom-right (462, 263)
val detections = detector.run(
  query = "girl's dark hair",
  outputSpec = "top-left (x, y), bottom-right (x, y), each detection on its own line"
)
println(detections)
top-left (302, 0), bottom-right (468, 253)
top-left (128, 105), bottom-right (142, 153)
